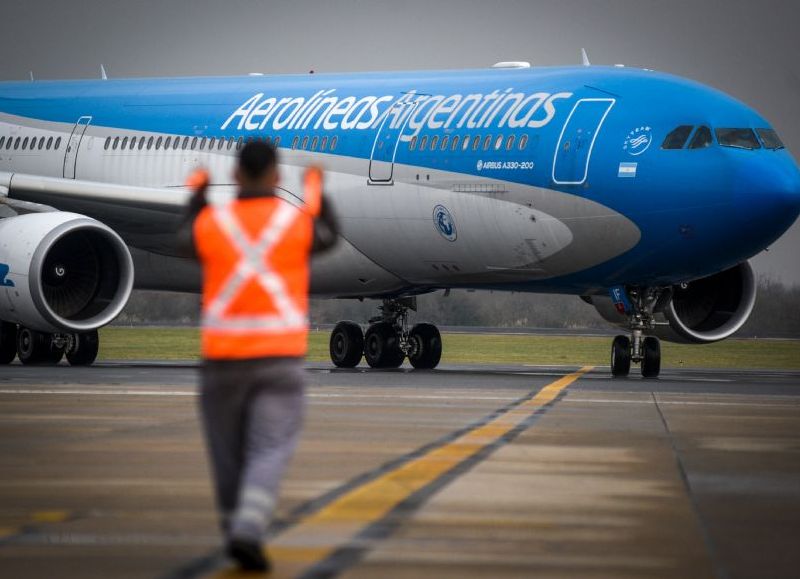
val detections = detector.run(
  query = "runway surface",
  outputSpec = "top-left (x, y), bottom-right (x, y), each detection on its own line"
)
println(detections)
top-left (1, 361), bottom-right (799, 578)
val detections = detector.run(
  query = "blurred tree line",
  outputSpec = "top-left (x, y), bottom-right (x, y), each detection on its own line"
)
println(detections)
top-left (114, 277), bottom-right (800, 337)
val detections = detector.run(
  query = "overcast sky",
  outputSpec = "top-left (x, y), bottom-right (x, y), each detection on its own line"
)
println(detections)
top-left (2, 0), bottom-right (798, 284)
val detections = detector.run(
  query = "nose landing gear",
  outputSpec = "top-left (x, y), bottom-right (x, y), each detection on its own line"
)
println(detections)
top-left (328, 298), bottom-right (442, 370)
top-left (610, 287), bottom-right (664, 379)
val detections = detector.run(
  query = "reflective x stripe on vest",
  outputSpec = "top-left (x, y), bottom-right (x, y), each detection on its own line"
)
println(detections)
top-left (203, 201), bottom-right (307, 333)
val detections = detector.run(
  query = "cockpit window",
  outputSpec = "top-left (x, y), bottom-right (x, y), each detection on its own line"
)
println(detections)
top-left (756, 128), bottom-right (784, 150)
top-left (688, 126), bottom-right (713, 149)
top-left (716, 128), bottom-right (761, 150)
top-left (661, 125), bottom-right (693, 149)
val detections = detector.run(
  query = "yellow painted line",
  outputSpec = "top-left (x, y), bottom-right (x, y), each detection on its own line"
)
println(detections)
top-left (0, 510), bottom-right (71, 542)
top-left (209, 366), bottom-right (592, 578)
top-left (31, 510), bottom-right (70, 523)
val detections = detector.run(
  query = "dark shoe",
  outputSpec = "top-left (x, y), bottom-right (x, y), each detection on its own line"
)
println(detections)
top-left (227, 538), bottom-right (271, 572)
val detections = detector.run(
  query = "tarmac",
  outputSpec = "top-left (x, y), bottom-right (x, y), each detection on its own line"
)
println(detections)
top-left (1, 361), bottom-right (799, 579)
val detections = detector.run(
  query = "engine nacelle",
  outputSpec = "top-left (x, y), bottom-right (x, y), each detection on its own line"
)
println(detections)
top-left (587, 262), bottom-right (757, 344)
top-left (0, 213), bottom-right (134, 333)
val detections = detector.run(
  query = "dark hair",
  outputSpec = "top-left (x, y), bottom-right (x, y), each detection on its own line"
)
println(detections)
top-left (238, 140), bottom-right (278, 180)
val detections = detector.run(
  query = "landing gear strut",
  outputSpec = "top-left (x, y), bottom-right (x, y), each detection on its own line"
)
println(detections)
top-left (610, 287), bottom-right (664, 379)
top-left (328, 298), bottom-right (442, 370)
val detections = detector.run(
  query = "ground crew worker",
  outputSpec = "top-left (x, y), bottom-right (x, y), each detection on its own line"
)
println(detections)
top-left (181, 141), bottom-right (338, 571)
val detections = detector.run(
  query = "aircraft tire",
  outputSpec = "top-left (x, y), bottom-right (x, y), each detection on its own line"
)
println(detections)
top-left (611, 335), bottom-right (631, 377)
top-left (330, 321), bottom-right (364, 368)
top-left (66, 330), bottom-right (100, 366)
top-left (17, 327), bottom-right (55, 365)
top-left (641, 336), bottom-right (661, 379)
top-left (0, 322), bottom-right (17, 364)
top-left (364, 322), bottom-right (404, 368)
top-left (408, 323), bottom-right (442, 370)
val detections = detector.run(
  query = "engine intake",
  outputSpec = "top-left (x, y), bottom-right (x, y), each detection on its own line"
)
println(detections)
top-left (0, 213), bottom-right (134, 333)
top-left (659, 262), bottom-right (756, 343)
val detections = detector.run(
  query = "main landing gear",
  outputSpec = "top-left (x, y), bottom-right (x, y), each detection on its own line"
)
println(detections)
top-left (610, 288), bottom-right (663, 379)
top-left (329, 298), bottom-right (442, 370)
top-left (0, 321), bottom-right (99, 366)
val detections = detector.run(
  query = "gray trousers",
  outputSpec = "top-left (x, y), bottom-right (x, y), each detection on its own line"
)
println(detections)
top-left (199, 357), bottom-right (306, 542)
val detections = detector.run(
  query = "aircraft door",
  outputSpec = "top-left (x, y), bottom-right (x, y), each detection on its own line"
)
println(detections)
top-left (368, 100), bottom-right (417, 184)
top-left (552, 98), bottom-right (614, 185)
top-left (63, 116), bottom-right (92, 179)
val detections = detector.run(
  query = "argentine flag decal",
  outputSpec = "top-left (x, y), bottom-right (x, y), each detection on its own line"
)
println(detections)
top-left (618, 162), bottom-right (638, 178)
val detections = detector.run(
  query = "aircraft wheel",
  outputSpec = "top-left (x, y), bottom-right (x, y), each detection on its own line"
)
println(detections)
top-left (330, 321), bottom-right (364, 368)
top-left (641, 336), bottom-right (661, 379)
top-left (17, 327), bottom-right (55, 365)
top-left (66, 330), bottom-right (99, 366)
top-left (408, 323), bottom-right (442, 370)
top-left (0, 322), bottom-right (18, 364)
top-left (364, 322), bottom-right (404, 369)
top-left (611, 335), bottom-right (631, 377)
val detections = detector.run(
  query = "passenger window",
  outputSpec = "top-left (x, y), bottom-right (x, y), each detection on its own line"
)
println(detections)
top-left (22, 137), bottom-right (29, 149)
top-left (103, 137), bottom-right (110, 150)
top-left (180, 137), bottom-right (188, 150)
top-left (483, 135), bottom-right (492, 151)
top-left (129, 137), bottom-right (136, 150)
top-left (661, 125), bottom-right (694, 149)
top-left (208, 137), bottom-right (215, 150)
top-left (46, 137), bottom-right (53, 149)
top-left (39, 138), bottom-right (45, 150)
top-left (430, 135), bottom-right (439, 150)
top-left (6, 137), bottom-right (12, 149)
top-left (451, 135), bottom-right (460, 151)
top-left (55, 137), bottom-right (61, 149)
top-left (506, 135), bottom-right (515, 150)
top-left (138, 137), bottom-right (145, 150)
top-left (147, 136), bottom-right (154, 150)
top-left (441, 135), bottom-right (449, 151)
top-left (409, 136), bottom-right (417, 151)
top-left (237, 137), bottom-right (244, 150)
top-left (14, 137), bottom-right (20, 150)
top-left (191, 137), bottom-right (198, 150)
top-left (0, 137), bottom-right (4, 148)
top-left (519, 134), bottom-right (528, 150)
top-left (301, 136), bottom-right (309, 149)
top-left (227, 137), bottom-right (234, 150)
top-left (330, 136), bottom-right (337, 150)
top-left (471, 135), bottom-right (481, 151)
top-left (292, 136), bottom-right (299, 150)
top-left (716, 128), bottom-right (760, 150)
top-left (495, 135), bottom-right (503, 150)
top-left (462, 136), bottom-right (470, 151)
top-left (113, 137), bottom-right (119, 150)
top-left (756, 128), bottom-right (784, 150)
top-left (121, 137), bottom-right (128, 149)
top-left (30, 137), bottom-right (37, 149)
top-left (274, 136), bottom-right (281, 147)
top-left (419, 136), bottom-right (428, 150)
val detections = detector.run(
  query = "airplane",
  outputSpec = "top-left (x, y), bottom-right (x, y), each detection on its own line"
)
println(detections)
top-left (1, 60), bottom-right (799, 377)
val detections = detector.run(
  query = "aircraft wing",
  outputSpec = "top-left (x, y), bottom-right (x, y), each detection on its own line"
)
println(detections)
top-left (0, 171), bottom-right (193, 255)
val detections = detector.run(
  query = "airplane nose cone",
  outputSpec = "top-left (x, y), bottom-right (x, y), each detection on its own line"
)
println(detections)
top-left (734, 157), bottom-right (800, 250)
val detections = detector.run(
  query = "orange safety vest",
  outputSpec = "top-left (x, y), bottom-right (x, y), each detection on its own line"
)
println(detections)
top-left (193, 168), bottom-right (323, 360)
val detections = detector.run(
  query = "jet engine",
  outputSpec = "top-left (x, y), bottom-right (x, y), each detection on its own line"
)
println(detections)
top-left (0, 212), bottom-right (134, 333)
top-left (588, 262), bottom-right (757, 344)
